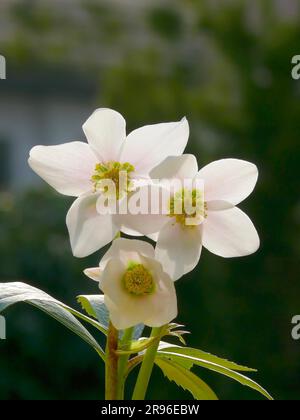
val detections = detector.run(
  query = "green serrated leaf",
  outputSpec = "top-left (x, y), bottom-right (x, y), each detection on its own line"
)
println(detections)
top-left (0, 282), bottom-right (105, 359)
top-left (158, 351), bottom-right (273, 400)
top-left (155, 358), bottom-right (218, 400)
top-left (158, 342), bottom-right (194, 370)
top-left (158, 346), bottom-right (257, 372)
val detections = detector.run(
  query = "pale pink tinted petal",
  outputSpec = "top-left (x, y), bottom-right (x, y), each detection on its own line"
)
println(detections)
top-left (83, 108), bottom-right (126, 161)
top-left (197, 159), bottom-right (258, 205)
top-left (66, 193), bottom-right (118, 258)
top-left (203, 207), bottom-right (260, 258)
top-left (155, 220), bottom-right (203, 281)
top-left (121, 118), bottom-right (189, 176)
top-left (28, 142), bottom-right (97, 197)
top-left (150, 154), bottom-right (198, 181)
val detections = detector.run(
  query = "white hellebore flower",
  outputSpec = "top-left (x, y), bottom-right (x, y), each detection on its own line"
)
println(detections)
top-left (28, 108), bottom-right (189, 258)
top-left (84, 238), bottom-right (177, 330)
top-left (122, 155), bottom-right (260, 281)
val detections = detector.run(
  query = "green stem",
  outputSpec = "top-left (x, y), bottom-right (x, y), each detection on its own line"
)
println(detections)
top-left (105, 321), bottom-right (119, 400)
top-left (132, 326), bottom-right (164, 400)
top-left (116, 327), bottom-right (135, 400)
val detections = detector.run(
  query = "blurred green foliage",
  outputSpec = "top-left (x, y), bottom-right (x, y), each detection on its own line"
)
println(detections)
top-left (1, 0), bottom-right (300, 400)
top-left (147, 7), bottom-right (183, 41)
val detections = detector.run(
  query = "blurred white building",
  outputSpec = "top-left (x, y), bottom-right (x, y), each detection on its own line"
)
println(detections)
top-left (0, 86), bottom-right (95, 190)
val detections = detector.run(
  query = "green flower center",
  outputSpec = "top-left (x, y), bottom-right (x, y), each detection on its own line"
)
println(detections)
top-left (169, 188), bottom-right (207, 227)
top-left (91, 161), bottom-right (135, 198)
top-left (123, 263), bottom-right (155, 296)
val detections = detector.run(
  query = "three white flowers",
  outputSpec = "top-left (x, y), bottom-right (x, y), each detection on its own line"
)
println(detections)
top-left (29, 108), bottom-right (260, 330)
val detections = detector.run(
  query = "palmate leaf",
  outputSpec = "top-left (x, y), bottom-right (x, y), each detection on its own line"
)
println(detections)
top-left (158, 350), bottom-right (273, 400)
top-left (155, 358), bottom-right (218, 401)
top-left (77, 294), bottom-right (144, 339)
top-left (0, 282), bottom-right (105, 359)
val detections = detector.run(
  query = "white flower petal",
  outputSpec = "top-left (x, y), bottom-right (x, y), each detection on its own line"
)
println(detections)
top-left (197, 159), bottom-right (258, 205)
top-left (100, 238), bottom-right (155, 269)
top-left (203, 207), bottom-right (260, 258)
top-left (121, 117), bottom-right (189, 176)
top-left (119, 184), bottom-right (170, 235)
top-left (150, 154), bottom-right (198, 181)
top-left (206, 200), bottom-right (235, 211)
top-left (109, 297), bottom-right (154, 330)
top-left (119, 225), bottom-right (143, 237)
top-left (155, 220), bottom-right (203, 281)
top-left (148, 232), bottom-right (159, 242)
top-left (107, 298), bottom-right (149, 331)
top-left (82, 108), bottom-right (126, 162)
top-left (100, 258), bottom-right (127, 300)
top-left (141, 256), bottom-right (177, 327)
top-left (104, 296), bottom-right (127, 330)
top-left (66, 193), bottom-right (118, 258)
top-left (120, 214), bottom-right (169, 236)
top-left (28, 142), bottom-right (97, 197)
top-left (84, 267), bottom-right (102, 282)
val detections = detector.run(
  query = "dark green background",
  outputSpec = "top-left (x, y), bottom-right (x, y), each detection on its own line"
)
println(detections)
top-left (0, 0), bottom-right (299, 400)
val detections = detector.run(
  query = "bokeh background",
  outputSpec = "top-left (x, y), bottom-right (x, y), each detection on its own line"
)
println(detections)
top-left (0, 0), bottom-right (299, 400)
